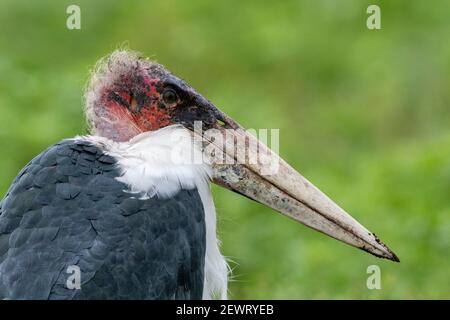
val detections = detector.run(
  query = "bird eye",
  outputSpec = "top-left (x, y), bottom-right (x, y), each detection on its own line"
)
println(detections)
top-left (162, 88), bottom-right (178, 105)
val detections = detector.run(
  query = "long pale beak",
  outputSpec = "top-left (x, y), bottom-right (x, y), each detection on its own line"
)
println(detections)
top-left (194, 120), bottom-right (399, 262)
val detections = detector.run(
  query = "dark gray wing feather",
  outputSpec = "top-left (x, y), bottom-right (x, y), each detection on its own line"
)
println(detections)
top-left (0, 140), bottom-right (206, 299)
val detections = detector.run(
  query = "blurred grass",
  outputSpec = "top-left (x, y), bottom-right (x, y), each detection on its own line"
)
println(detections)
top-left (0, 0), bottom-right (449, 299)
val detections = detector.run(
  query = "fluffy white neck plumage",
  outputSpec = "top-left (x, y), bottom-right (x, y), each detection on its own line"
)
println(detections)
top-left (76, 125), bottom-right (228, 299)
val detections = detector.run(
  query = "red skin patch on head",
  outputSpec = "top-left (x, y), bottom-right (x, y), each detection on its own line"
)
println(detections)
top-left (142, 76), bottom-right (159, 97)
top-left (133, 104), bottom-right (172, 131)
top-left (129, 75), bottom-right (172, 131)
top-left (95, 101), bottom-right (142, 142)
top-left (97, 75), bottom-right (174, 141)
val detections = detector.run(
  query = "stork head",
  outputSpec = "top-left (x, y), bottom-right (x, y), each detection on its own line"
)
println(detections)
top-left (85, 50), bottom-right (399, 262)
top-left (86, 50), bottom-right (238, 142)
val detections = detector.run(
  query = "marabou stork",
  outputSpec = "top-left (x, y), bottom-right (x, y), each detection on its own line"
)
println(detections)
top-left (0, 50), bottom-right (399, 300)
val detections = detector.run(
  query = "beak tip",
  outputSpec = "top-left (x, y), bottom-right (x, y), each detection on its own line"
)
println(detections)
top-left (361, 231), bottom-right (399, 262)
top-left (361, 245), bottom-right (400, 262)
top-left (387, 249), bottom-right (401, 263)
top-left (372, 242), bottom-right (400, 262)
top-left (360, 243), bottom-right (400, 262)
top-left (373, 233), bottom-right (400, 263)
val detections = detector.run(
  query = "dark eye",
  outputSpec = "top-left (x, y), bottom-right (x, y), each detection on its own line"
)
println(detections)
top-left (162, 88), bottom-right (178, 105)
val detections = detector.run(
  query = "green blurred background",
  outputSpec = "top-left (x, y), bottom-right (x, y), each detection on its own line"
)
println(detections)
top-left (0, 0), bottom-right (449, 299)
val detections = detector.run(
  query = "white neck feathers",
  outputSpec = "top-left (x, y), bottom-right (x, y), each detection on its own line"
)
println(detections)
top-left (75, 125), bottom-right (228, 299)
